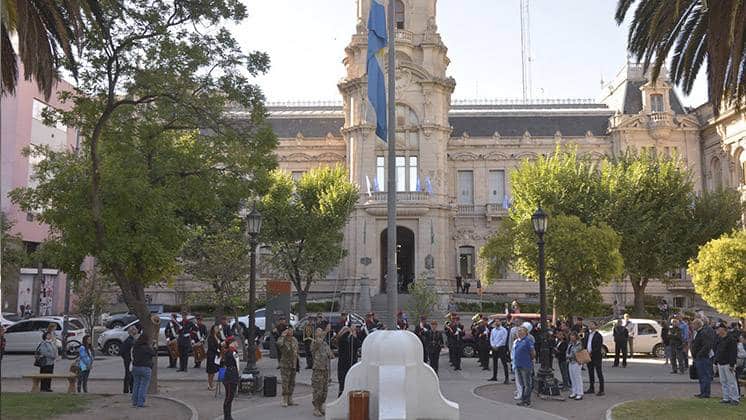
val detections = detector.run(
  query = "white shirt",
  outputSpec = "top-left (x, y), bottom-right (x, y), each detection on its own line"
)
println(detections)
top-left (490, 326), bottom-right (508, 348)
top-left (586, 331), bottom-right (595, 352)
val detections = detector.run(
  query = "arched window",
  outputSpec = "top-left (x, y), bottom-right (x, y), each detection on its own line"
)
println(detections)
top-left (710, 156), bottom-right (723, 190)
top-left (458, 246), bottom-right (475, 279)
top-left (395, 0), bottom-right (405, 30)
top-left (735, 147), bottom-right (745, 185)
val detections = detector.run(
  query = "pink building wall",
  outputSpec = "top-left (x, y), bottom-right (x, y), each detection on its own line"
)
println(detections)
top-left (1, 62), bottom-right (77, 314)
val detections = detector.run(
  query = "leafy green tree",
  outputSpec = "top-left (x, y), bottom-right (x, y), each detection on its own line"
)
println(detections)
top-left (260, 166), bottom-right (358, 317)
top-left (478, 218), bottom-right (516, 286)
top-left (73, 268), bottom-right (109, 339)
top-left (407, 274), bottom-right (439, 323)
top-left (688, 230), bottom-right (746, 319)
top-left (688, 189), bottom-right (745, 256)
top-left (10, 0), bottom-right (276, 392)
top-left (615, 0), bottom-right (746, 113)
top-left (1, 212), bottom-right (28, 311)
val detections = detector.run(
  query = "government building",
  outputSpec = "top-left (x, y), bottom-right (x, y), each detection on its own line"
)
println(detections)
top-left (2, 0), bottom-right (744, 316)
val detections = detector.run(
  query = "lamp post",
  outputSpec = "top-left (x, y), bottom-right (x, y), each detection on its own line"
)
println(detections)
top-left (531, 205), bottom-right (557, 395)
top-left (243, 204), bottom-right (262, 375)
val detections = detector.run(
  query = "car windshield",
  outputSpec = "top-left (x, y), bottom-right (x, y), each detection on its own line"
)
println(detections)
top-left (68, 319), bottom-right (85, 330)
top-left (599, 321), bottom-right (615, 333)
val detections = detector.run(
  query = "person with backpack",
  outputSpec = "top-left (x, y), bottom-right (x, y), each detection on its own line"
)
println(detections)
top-left (36, 332), bottom-right (58, 391)
top-left (77, 335), bottom-right (94, 393)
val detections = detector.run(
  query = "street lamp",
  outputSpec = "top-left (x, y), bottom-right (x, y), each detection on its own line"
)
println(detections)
top-left (243, 203), bottom-right (262, 375)
top-left (531, 205), bottom-right (557, 395)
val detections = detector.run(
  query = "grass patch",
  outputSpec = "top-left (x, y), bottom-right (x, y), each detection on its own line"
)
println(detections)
top-left (0, 393), bottom-right (93, 420)
top-left (612, 398), bottom-right (745, 420)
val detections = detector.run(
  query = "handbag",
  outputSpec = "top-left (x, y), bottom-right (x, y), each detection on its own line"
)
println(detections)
top-left (689, 364), bottom-right (698, 380)
top-left (217, 367), bottom-right (227, 382)
top-left (575, 349), bottom-right (591, 364)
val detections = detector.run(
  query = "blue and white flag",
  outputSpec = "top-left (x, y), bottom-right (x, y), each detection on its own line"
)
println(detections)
top-left (367, 0), bottom-right (388, 141)
top-left (502, 194), bottom-right (510, 209)
top-left (365, 175), bottom-right (372, 197)
top-left (373, 177), bottom-right (380, 192)
top-left (425, 176), bottom-right (433, 195)
top-left (416, 176), bottom-right (421, 192)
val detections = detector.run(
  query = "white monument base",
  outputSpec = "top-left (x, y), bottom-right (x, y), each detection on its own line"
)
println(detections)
top-left (325, 330), bottom-right (459, 420)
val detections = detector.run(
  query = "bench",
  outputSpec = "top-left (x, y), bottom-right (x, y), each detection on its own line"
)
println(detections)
top-left (23, 373), bottom-right (77, 393)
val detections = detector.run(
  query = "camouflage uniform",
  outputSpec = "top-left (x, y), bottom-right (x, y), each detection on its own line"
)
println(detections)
top-left (277, 335), bottom-right (299, 398)
top-left (311, 338), bottom-right (333, 413)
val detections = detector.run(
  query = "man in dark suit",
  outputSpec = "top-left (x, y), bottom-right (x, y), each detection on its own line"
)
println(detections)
top-left (582, 320), bottom-right (605, 395)
top-left (612, 319), bottom-right (629, 367)
top-left (690, 318), bottom-right (715, 398)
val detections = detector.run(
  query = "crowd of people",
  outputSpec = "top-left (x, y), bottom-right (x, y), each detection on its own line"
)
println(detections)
top-left (14, 305), bottom-right (745, 417)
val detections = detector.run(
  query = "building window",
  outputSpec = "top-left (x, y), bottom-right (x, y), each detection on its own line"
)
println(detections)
top-left (376, 156), bottom-right (385, 191)
top-left (673, 296), bottom-right (685, 308)
top-left (735, 147), bottom-right (745, 185)
top-left (396, 156), bottom-right (406, 191)
top-left (458, 170), bottom-right (474, 204)
top-left (650, 94), bottom-right (664, 112)
top-left (458, 246), bottom-right (475, 279)
top-left (710, 156), bottom-right (723, 190)
top-left (408, 156), bottom-right (418, 191)
top-left (488, 170), bottom-right (505, 204)
top-left (378, 155), bottom-right (418, 192)
top-left (291, 171), bottom-right (304, 182)
top-left (395, 0), bottom-right (405, 30)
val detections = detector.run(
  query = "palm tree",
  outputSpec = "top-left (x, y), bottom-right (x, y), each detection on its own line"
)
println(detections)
top-left (1, 0), bottom-right (105, 100)
top-left (616, 0), bottom-right (746, 114)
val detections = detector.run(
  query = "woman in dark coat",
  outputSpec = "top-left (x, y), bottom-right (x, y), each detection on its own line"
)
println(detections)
top-left (336, 326), bottom-right (360, 397)
top-left (206, 325), bottom-right (221, 391)
top-left (222, 337), bottom-right (240, 420)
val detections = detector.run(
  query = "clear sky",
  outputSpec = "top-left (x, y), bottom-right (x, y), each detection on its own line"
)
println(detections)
top-left (235, 0), bottom-right (708, 107)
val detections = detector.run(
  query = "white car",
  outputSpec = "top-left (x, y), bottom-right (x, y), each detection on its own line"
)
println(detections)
top-left (3, 316), bottom-right (86, 356)
top-left (231, 308), bottom-right (298, 333)
top-left (96, 314), bottom-right (191, 356)
top-left (599, 318), bottom-right (666, 358)
top-left (1, 312), bottom-right (22, 329)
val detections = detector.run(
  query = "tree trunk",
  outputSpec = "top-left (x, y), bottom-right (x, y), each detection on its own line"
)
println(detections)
top-left (297, 289), bottom-right (308, 319)
top-left (630, 276), bottom-right (648, 317)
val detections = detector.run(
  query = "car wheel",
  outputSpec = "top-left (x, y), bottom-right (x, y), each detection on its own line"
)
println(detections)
top-left (601, 345), bottom-right (608, 359)
top-left (462, 344), bottom-right (475, 358)
top-left (66, 340), bottom-right (81, 357)
top-left (110, 321), bottom-right (125, 329)
top-left (104, 341), bottom-right (121, 357)
top-left (653, 343), bottom-right (665, 359)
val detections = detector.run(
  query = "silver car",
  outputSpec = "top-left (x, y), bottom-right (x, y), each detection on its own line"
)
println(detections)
top-left (599, 318), bottom-right (666, 358)
top-left (96, 315), bottom-right (190, 356)
top-left (3, 316), bottom-right (86, 356)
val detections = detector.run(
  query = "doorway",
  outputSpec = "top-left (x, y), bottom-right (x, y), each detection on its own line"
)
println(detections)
top-left (380, 226), bottom-right (415, 293)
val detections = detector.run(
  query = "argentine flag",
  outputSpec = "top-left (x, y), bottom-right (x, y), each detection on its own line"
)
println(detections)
top-left (367, 0), bottom-right (388, 141)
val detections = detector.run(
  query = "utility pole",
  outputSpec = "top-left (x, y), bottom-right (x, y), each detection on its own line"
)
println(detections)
top-left (386, 0), bottom-right (398, 328)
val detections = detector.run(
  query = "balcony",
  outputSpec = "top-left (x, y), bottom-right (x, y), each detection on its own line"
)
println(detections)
top-left (666, 280), bottom-right (694, 291)
top-left (455, 204), bottom-right (485, 217)
top-left (368, 191), bottom-right (430, 203)
top-left (486, 203), bottom-right (509, 220)
top-left (648, 112), bottom-right (673, 140)
top-left (395, 29), bottom-right (414, 44)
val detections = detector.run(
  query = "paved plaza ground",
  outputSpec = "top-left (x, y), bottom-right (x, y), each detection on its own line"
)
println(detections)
top-left (1, 350), bottom-right (741, 419)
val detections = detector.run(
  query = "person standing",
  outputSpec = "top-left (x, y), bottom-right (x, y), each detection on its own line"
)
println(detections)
top-left (691, 318), bottom-right (715, 399)
top-left (513, 327), bottom-right (535, 407)
top-left (37, 332), bottom-right (58, 392)
top-left (661, 319), bottom-right (671, 367)
top-left (669, 319), bottom-right (685, 374)
top-left (612, 318), bottom-right (629, 368)
top-left (488, 319), bottom-right (509, 383)
top-left (451, 316), bottom-right (464, 371)
top-left (396, 311), bottom-right (409, 330)
top-left (583, 321), bottom-right (605, 396)
top-left (336, 325), bottom-right (360, 397)
top-left (277, 327), bottom-right (299, 407)
top-left (414, 316), bottom-right (431, 364)
top-left (177, 312), bottom-right (193, 372)
top-left (679, 317), bottom-right (690, 369)
top-left (622, 314), bottom-right (635, 358)
top-left (77, 335), bottom-right (93, 393)
top-left (735, 332), bottom-right (745, 399)
top-left (455, 276), bottom-right (462, 294)
top-left (206, 325), bottom-right (221, 391)
top-left (192, 315), bottom-right (207, 369)
top-left (165, 313), bottom-right (180, 369)
top-left (311, 326), bottom-right (333, 417)
top-left (303, 315), bottom-right (317, 370)
top-left (554, 331), bottom-right (571, 389)
top-left (121, 326), bottom-right (136, 393)
top-left (222, 338), bottom-right (240, 420)
top-left (131, 334), bottom-right (155, 408)
top-left (566, 331), bottom-right (584, 400)
top-left (426, 320), bottom-right (444, 374)
top-left (714, 323), bottom-right (739, 405)
top-left (477, 318), bottom-right (491, 371)
top-left (271, 317), bottom-right (290, 369)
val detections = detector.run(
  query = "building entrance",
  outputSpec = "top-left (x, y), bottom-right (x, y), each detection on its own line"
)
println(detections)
top-left (380, 226), bottom-right (415, 294)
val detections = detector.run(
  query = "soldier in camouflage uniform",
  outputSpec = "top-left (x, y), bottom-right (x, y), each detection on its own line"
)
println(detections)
top-left (311, 326), bottom-right (333, 417)
top-left (277, 327), bottom-right (299, 407)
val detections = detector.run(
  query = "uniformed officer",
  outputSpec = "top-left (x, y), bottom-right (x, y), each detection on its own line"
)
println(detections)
top-left (277, 326), bottom-right (299, 407)
top-left (311, 326), bottom-right (333, 417)
top-left (451, 316), bottom-right (465, 371)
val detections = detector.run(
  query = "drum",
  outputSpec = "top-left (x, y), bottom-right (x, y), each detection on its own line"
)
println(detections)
top-left (193, 343), bottom-right (206, 363)
top-left (168, 339), bottom-right (180, 358)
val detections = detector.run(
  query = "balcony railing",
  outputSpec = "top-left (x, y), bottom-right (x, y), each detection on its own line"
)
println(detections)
top-left (368, 191), bottom-right (430, 202)
top-left (456, 204), bottom-right (485, 216)
top-left (395, 29), bottom-right (414, 43)
top-left (648, 112), bottom-right (673, 128)
top-left (486, 203), bottom-right (509, 218)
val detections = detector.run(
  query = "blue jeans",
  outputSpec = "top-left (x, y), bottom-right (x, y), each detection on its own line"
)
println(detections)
top-left (694, 357), bottom-right (712, 397)
top-left (131, 366), bottom-right (152, 407)
top-left (516, 367), bottom-right (533, 403)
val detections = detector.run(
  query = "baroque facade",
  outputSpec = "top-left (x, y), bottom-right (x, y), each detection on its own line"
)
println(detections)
top-left (256, 0), bottom-right (746, 313)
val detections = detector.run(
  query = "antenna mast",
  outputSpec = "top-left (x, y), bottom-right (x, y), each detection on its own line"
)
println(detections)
top-left (520, 0), bottom-right (532, 101)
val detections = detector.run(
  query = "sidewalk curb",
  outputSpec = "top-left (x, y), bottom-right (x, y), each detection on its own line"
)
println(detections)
top-left (152, 394), bottom-right (199, 420)
top-left (471, 384), bottom-right (568, 420)
top-left (604, 400), bottom-right (630, 420)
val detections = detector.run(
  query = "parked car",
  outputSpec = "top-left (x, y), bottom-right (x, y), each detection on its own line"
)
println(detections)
top-left (3, 316), bottom-right (86, 356)
top-left (231, 308), bottom-right (298, 335)
top-left (105, 312), bottom-right (139, 329)
top-left (97, 314), bottom-right (193, 356)
top-left (1, 312), bottom-right (22, 328)
top-left (599, 318), bottom-right (665, 358)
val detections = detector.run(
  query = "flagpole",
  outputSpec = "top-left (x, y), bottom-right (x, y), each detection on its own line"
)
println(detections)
top-left (386, 0), bottom-right (397, 328)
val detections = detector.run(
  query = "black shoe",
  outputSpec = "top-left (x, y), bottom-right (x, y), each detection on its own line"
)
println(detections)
top-left (503, 379), bottom-right (510, 384)
top-left (596, 391), bottom-right (605, 396)
top-left (168, 365), bottom-right (176, 369)
top-left (585, 388), bottom-right (595, 394)
top-left (488, 377), bottom-right (497, 381)
top-left (612, 364), bottom-right (619, 367)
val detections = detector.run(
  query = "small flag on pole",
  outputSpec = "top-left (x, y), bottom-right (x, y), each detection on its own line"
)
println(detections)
top-left (373, 177), bottom-right (380, 192)
top-left (416, 176), bottom-right (421, 192)
top-left (425, 176), bottom-right (433, 195)
top-left (365, 176), bottom-right (372, 197)
top-left (502, 194), bottom-right (510, 209)
top-left (367, 0), bottom-right (388, 141)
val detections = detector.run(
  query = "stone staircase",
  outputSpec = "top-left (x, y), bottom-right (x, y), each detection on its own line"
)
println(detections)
top-left (371, 293), bottom-right (412, 328)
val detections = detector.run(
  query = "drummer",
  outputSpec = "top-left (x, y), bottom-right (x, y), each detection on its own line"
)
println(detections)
top-left (192, 315), bottom-right (208, 369)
